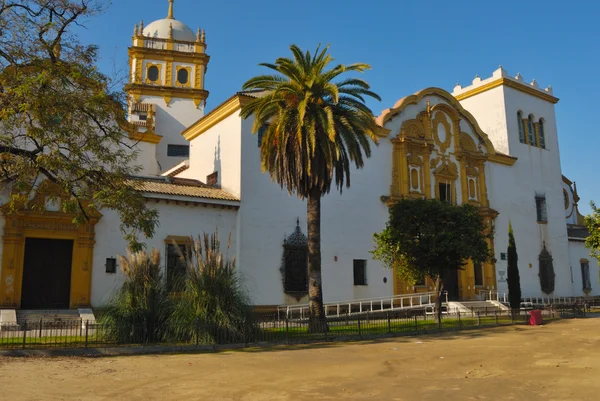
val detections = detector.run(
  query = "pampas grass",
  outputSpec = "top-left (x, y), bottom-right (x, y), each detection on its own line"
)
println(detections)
top-left (99, 249), bottom-right (172, 344)
top-left (169, 231), bottom-right (254, 343)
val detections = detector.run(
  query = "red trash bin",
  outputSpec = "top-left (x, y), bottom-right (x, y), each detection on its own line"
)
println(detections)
top-left (528, 310), bottom-right (543, 325)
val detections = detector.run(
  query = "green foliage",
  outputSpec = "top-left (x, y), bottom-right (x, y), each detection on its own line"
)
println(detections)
top-left (102, 232), bottom-right (254, 344)
top-left (169, 232), bottom-right (254, 343)
top-left (239, 44), bottom-right (381, 324)
top-left (99, 249), bottom-right (172, 344)
top-left (584, 201), bottom-right (600, 260)
top-left (0, 1), bottom-right (158, 250)
top-left (372, 198), bottom-right (492, 282)
top-left (507, 221), bottom-right (522, 310)
top-left (239, 44), bottom-right (381, 199)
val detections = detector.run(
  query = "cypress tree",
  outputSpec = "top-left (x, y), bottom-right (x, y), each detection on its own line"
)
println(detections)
top-left (507, 221), bottom-right (522, 310)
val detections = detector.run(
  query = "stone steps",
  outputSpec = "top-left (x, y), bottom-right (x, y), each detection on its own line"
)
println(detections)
top-left (16, 309), bottom-right (84, 326)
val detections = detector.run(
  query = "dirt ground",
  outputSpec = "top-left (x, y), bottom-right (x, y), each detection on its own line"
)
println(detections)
top-left (1, 318), bottom-right (599, 401)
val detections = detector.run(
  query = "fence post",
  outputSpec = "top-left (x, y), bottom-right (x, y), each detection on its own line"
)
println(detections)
top-left (458, 311), bottom-right (461, 329)
top-left (22, 323), bottom-right (27, 350)
top-left (39, 318), bottom-right (42, 339)
top-left (511, 310), bottom-right (514, 323)
top-left (357, 318), bottom-right (362, 338)
top-left (477, 311), bottom-right (481, 326)
top-left (495, 310), bottom-right (498, 325)
top-left (285, 318), bottom-right (289, 345)
top-left (414, 315), bottom-right (418, 332)
top-left (387, 312), bottom-right (391, 334)
top-left (85, 321), bottom-right (89, 348)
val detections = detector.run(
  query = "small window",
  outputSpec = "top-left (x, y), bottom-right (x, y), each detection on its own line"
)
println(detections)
top-left (538, 119), bottom-right (546, 149)
top-left (517, 112), bottom-right (526, 143)
top-left (177, 68), bottom-right (189, 85)
top-left (474, 262), bottom-right (484, 286)
top-left (167, 144), bottom-right (190, 157)
top-left (148, 66), bottom-right (159, 82)
top-left (535, 196), bottom-right (547, 222)
top-left (528, 115), bottom-right (537, 146)
top-left (166, 243), bottom-right (187, 292)
top-left (438, 182), bottom-right (451, 203)
top-left (105, 258), bottom-right (117, 274)
top-left (206, 171), bottom-right (218, 186)
top-left (353, 259), bottom-right (367, 286)
top-left (257, 124), bottom-right (268, 147)
top-left (581, 261), bottom-right (591, 290)
top-left (138, 113), bottom-right (147, 121)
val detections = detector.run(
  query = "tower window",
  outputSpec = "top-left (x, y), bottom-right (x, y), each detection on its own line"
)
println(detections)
top-left (148, 66), bottom-right (159, 82)
top-left (535, 195), bottom-right (547, 222)
top-left (517, 111), bottom-right (526, 143)
top-left (167, 144), bottom-right (190, 157)
top-left (528, 115), bottom-right (537, 146)
top-left (177, 68), bottom-right (189, 85)
top-left (538, 119), bottom-right (546, 149)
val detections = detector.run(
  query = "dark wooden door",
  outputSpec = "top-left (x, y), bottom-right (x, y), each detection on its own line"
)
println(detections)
top-left (441, 268), bottom-right (460, 301)
top-left (21, 238), bottom-right (74, 309)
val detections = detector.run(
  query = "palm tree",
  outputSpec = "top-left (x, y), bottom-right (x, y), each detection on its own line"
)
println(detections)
top-left (240, 44), bottom-right (381, 331)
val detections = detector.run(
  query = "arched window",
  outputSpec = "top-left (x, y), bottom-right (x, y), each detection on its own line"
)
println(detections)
top-left (177, 68), bottom-right (189, 85)
top-left (538, 119), bottom-right (546, 149)
top-left (282, 219), bottom-right (308, 294)
top-left (528, 115), bottom-right (537, 146)
top-left (517, 111), bottom-right (526, 143)
top-left (147, 65), bottom-right (159, 82)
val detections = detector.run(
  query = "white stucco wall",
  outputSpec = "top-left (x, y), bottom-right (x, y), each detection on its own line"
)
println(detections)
top-left (179, 112), bottom-right (242, 198)
top-left (90, 200), bottom-right (238, 307)
top-left (458, 86), bottom-right (510, 154)
top-left (137, 94), bottom-right (204, 173)
top-left (462, 82), bottom-right (572, 297)
top-left (234, 117), bottom-right (394, 306)
top-left (568, 241), bottom-right (600, 297)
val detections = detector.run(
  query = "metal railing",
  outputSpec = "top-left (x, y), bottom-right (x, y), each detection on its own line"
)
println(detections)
top-left (478, 290), bottom-right (592, 306)
top-left (0, 306), bottom-right (583, 351)
top-left (277, 291), bottom-right (447, 320)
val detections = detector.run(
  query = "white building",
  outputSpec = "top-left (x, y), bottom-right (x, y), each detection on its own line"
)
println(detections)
top-left (0, 2), bottom-right (596, 318)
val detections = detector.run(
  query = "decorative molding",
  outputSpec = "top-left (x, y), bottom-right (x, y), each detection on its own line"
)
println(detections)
top-left (454, 78), bottom-right (559, 104)
top-left (432, 111), bottom-right (452, 154)
top-left (376, 87), bottom-right (498, 157)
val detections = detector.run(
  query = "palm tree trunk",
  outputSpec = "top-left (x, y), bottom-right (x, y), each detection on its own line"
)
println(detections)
top-left (307, 188), bottom-right (327, 333)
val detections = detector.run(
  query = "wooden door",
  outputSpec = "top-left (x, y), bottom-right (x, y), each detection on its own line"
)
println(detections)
top-left (20, 238), bottom-right (74, 309)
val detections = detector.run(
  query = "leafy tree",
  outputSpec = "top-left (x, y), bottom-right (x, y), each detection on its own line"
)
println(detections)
top-left (239, 44), bottom-right (381, 331)
top-left (372, 198), bottom-right (492, 321)
top-left (0, 1), bottom-right (157, 250)
top-left (584, 201), bottom-right (600, 260)
top-left (506, 221), bottom-right (521, 311)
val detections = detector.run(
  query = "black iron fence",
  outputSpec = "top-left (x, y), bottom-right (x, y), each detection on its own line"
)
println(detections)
top-left (0, 305), bottom-right (589, 351)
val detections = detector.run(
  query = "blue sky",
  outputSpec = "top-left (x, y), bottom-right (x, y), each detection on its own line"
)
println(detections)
top-left (78, 0), bottom-right (598, 213)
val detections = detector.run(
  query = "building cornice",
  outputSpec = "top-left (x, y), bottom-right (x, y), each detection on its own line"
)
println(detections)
top-left (454, 78), bottom-right (559, 104)
top-left (182, 94), bottom-right (252, 141)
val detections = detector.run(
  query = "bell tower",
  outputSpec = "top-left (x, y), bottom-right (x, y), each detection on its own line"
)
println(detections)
top-left (126, 0), bottom-right (209, 173)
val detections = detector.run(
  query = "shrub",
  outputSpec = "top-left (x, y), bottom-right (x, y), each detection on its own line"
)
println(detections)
top-left (99, 249), bottom-right (172, 344)
top-left (169, 232), bottom-right (254, 344)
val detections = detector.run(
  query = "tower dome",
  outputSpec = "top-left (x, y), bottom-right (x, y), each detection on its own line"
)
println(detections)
top-left (142, 0), bottom-right (195, 42)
